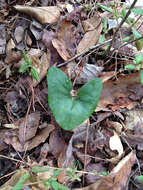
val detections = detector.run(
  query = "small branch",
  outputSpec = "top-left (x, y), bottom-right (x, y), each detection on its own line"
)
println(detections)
top-left (107, 0), bottom-right (138, 53)
top-left (57, 39), bottom-right (112, 68)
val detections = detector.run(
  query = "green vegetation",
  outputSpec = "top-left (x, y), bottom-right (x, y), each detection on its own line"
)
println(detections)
top-left (19, 49), bottom-right (40, 82)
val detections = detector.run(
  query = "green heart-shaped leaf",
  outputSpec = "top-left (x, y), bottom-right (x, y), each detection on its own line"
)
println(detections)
top-left (47, 67), bottom-right (102, 130)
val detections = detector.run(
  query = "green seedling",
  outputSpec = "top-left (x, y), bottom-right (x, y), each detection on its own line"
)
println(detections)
top-left (136, 175), bottom-right (143, 183)
top-left (66, 168), bottom-right (81, 182)
top-left (132, 27), bottom-right (143, 50)
top-left (12, 174), bottom-right (31, 190)
top-left (43, 169), bottom-right (69, 190)
top-left (47, 67), bottom-right (102, 130)
top-left (125, 54), bottom-right (143, 84)
top-left (19, 49), bottom-right (40, 82)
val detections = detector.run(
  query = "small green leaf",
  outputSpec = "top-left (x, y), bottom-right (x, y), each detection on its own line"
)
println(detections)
top-left (121, 9), bottom-right (131, 24)
top-left (135, 39), bottom-right (143, 51)
top-left (12, 174), bottom-right (30, 190)
top-left (47, 67), bottom-right (102, 130)
top-left (97, 3), bottom-right (113, 13)
top-left (27, 58), bottom-right (32, 66)
top-left (132, 27), bottom-right (142, 39)
top-left (135, 54), bottom-right (143, 64)
top-left (22, 49), bottom-right (27, 62)
top-left (99, 34), bottom-right (105, 43)
top-left (121, 36), bottom-right (131, 42)
top-left (53, 169), bottom-right (61, 177)
top-left (51, 181), bottom-right (69, 190)
top-left (100, 171), bottom-right (109, 176)
top-left (132, 8), bottom-right (143, 15)
top-left (30, 67), bottom-right (40, 81)
top-left (137, 175), bottom-right (143, 182)
top-left (125, 64), bottom-right (135, 70)
top-left (19, 62), bottom-right (30, 73)
top-left (102, 18), bottom-right (108, 30)
top-left (136, 65), bottom-right (141, 70)
top-left (140, 70), bottom-right (143, 84)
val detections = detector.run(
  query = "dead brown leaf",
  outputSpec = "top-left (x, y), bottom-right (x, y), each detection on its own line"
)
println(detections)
top-left (5, 39), bottom-right (22, 65)
top-left (14, 26), bottom-right (25, 44)
top-left (49, 129), bottom-right (66, 158)
top-left (0, 140), bottom-right (8, 151)
top-left (72, 63), bottom-right (103, 84)
top-left (52, 19), bottom-right (80, 61)
top-left (77, 14), bottom-right (102, 53)
top-left (0, 24), bottom-right (6, 55)
top-left (97, 73), bottom-right (140, 112)
top-left (14, 6), bottom-right (61, 24)
top-left (86, 163), bottom-right (107, 185)
top-left (75, 152), bottom-right (136, 190)
top-left (42, 29), bottom-right (64, 65)
top-left (18, 112), bottom-right (40, 143)
top-left (2, 124), bottom-right (54, 152)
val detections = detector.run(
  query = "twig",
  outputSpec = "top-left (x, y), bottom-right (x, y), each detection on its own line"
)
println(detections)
top-left (107, 0), bottom-right (138, 54)
top-left (57, 39), bottom-right (112, 68)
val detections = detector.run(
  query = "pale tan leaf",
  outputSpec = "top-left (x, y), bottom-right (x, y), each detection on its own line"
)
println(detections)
top-left (14, 5), bottom-right (60, 24)
top-left (77, 14), bottom-right (102, 53)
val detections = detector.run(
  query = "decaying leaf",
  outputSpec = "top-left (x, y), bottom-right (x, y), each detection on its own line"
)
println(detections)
top-left (72, 63), bottom-right (103, 84)
top-left (86, 163), bottom-right (107, 185)
top-left (18, 112), bottom-right (40, 143)
top-left (14, 26), bottom-right (25, 44)
top-left (75, 152), bottom-right (136, 190)
top-left (97, 73), bottom-right (141, 112)
top-left (0, 24), bottom-right (6, 55)
top-left (52, 19), bottom-right (80, 61)
top-left (14, 5), bottom-right (61, 24)
top-left (5, 39), bottom-right (22, 65)
top-left (2, 124), bottom-right (54, 152)
top-left (125, 109), bottom-right (143, 131)
top-left (49, 129), bottom-right (66, 158)
top-left (77, 14), bottom-right (102, 53)
top-left (29, 20), bottom-right (43, 40)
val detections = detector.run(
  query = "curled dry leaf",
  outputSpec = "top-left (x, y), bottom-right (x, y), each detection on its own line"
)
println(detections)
top-left (2, 124), bottom-right (54, 152)
top-left (73, 63), bottom-right (103, 84)
top-left (75, 152), bottom-right (136, 190)
top-left (14, 5), bottom-right (61, 24)
top-left (77, 14), bottom-right (102, 53)
top-left (52, 19), bottom-right (80, 61)
top-left (30, 20), bottom-right (43, 40)
top-left (5, 39), bottom-right (22, 65)
top-left (42, 29), bottom-right (64, 65)
top-left (31, 52), bottom-right (50, 87)
top-left (109, 131), bottom-right (124, 162)
top-left (96, 73), bottom-right (140, 112)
